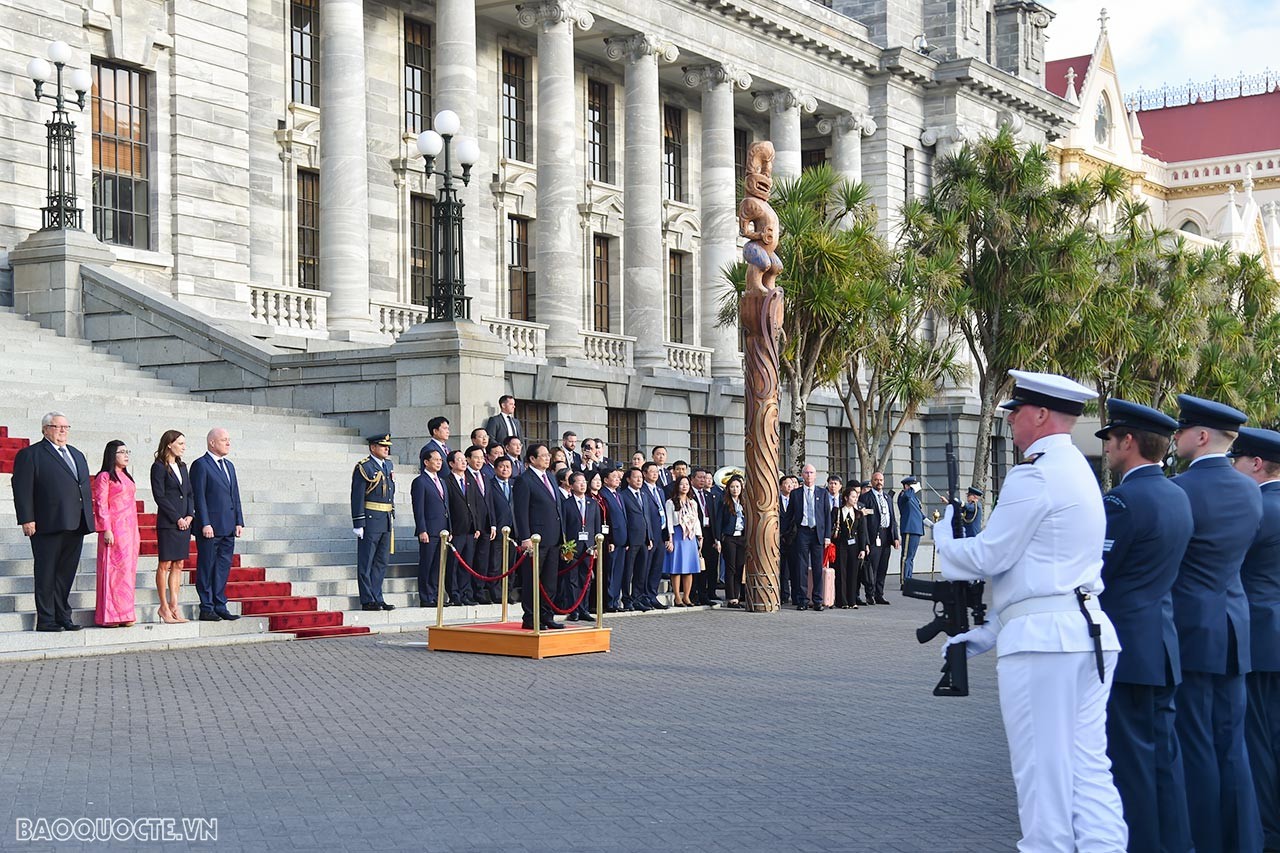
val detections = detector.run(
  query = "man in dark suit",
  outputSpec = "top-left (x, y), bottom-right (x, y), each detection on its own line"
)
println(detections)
top-left (486, 456), bottom-right (518, 604)
top-left (443, 449), bottom-right (482, 606)
top-left (190, 427), bottom-right (244, 621)
top-left (561, 431), bottom-right (583, 471)
top-left (351, 434), bottom-right (396, 612)
top-left (411, 447), bottom-right (450, 606)
top-left (691, 468), bottom-right (721, 606)
top-left (601, 466), bottom-right (630, 612)
top-left (503, 436), bottom-right (525, 478)
top-left (484, 395), bottom-right (522, 449)
top-left (1096, 399), bottom-right (1194, 853)
top-left (1170, 395), bottom-right (1263, 853)
top-left (419, 416), bottom-right (452, 466)
top-left (622, 467), bottom-right (656, 612)
top-left (639, 461), bottom-right (670, 609)
top-left (651, 446), bottom-right (672, 489)
top-left (10, 411), bottom-right (94, 632)
top-left (1229, 427), bottom-right (1280, 851)
top-left (560, 471), bottom-right (601, 622)
top-left (512, 442), bottom-right (564, 630)
top-left (463, 445), bottom-right (495, 604)
top-left (858, 471), bottom-right (899, 605)
top-left (793, 464), bottom-right (832, 610)
top-left (777, 474), bottom-right (800, 604)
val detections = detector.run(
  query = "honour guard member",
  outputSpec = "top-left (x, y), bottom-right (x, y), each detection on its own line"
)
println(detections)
top-left (1096, 399), bottom-right (1193, 852)
top-left (936, 370), bottom-right (1127, 852)
top-left (961, 487), bottom-right (983, 537)
top-left (1171, 395), bottom-right (1263, 853)
top-left (352, 434), bottom-right (395, 612)
top-left (1228, 427), bottom-right (1280, 851)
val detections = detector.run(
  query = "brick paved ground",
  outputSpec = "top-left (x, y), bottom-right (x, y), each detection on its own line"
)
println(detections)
top-left (0, 597), bottom-right (1021, 852)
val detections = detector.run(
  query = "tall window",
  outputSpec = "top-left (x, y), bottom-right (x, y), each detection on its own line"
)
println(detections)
top-left (991, 436), bottom-right (1008, 500)
top-left (667, 251), bottom-right (686, 343)
top-left (501, 51), bottom-right (528, 162)
top-left (663, 105), bottom-right (685, 201)
top-left (404, 19), bottom-right (432, 134)
top-left (91, 60), bottom-right (150, 249)
top-left (522, 401), bottom-right (552, 448)
top-left (909, 432), bottom-right (922, 477)
top-left (802, 148), bottom-right (827, 170)
top-left (607, 408), bottom-right (641, 459)
top-left (689, 416), bottom-right (720, 470)
top-left (829, 427), bottom-right (856, 481)
top-left (297, 169), bottom-right (320, 289)
top-left (780, 422), bottom-right (793, 470)
top-left (591, 235), bottom-right (611, 332)
top-left (734, 127), bottom-right (750, 201)
top-left (290, 0), bottom-right (319, 106)
top-left (507, 216), bottom-right (534, 321)
top-left (903, 146), bottom-right (915, 201)
top-left (586, 79), bottom-right (611, 183)
top-left (410, 193), bottom-right (433, 305)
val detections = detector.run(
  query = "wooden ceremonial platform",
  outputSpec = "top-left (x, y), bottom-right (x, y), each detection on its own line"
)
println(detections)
top-left (428, 621), bottom-right (611, 659)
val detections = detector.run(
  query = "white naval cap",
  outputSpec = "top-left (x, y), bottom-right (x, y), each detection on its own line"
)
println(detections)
top-left (998, 370), bottom-right (1095, 416)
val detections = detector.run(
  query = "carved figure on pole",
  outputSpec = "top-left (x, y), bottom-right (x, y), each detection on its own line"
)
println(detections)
top-left (737, 141), bottom-right (784, 612)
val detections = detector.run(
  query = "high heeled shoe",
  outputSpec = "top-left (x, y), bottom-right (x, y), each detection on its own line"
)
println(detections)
top-left (159, 606), bottom-right (180, 625)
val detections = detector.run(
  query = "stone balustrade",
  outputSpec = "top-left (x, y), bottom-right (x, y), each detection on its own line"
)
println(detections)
top-left (373, 300), bottom-right (431, 338)
top-left (249, 284), bottom-right (328, 332)
top-left (483, 316), bottom-right (548, 361)
top-left (582, 330), bottom-right (635, 369)
top-left (665, 342), bottom-right (714, 377)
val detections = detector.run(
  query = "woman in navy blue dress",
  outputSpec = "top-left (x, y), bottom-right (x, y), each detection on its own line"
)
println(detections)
top-left (662, 475), bottom-right (703, 606)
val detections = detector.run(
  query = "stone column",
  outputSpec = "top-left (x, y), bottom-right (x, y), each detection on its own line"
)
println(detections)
top-left (752, 88), bottom-right (815, 181)
top-left (519, 1), bottom-right (593, 360)
top-left (817, 112), bottom-right (876, 183)
top-left (607, 34), bottom-right (679, 368)
top-left (685, 62), bottom-right (751, 377)
top-left (319, 0), bottom-right (372, 334)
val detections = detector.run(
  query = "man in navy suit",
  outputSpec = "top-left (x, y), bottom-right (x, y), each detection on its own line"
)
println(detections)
top-left (486, 456), bottom-right (517, 604)
top-left (443, 449), bottom-right (482, 606)
top-left (600, 466), bottom-right (630, 612)
top-left (639, 462), bottom-right (670, 609)
top-left (190, 427), bottom-right (244, 621)
top-left (418, 416), bottom-right (451, 466)
top-left (1171, 395), bottom-right (1263, 853)
top-left (792, 465), bottom-right (832, 610)
top-left (1096, 399), bottom-right (1194, 853)
top-left (411, 447), bottom-right (450, 606)
top-left (512, 443), bottom-right (564, 630)
top-left (10, 411), bottom-right (94, 632)
top-left (622, 467), bottom-right (656, 612)
top-left (560, 471), bottom-right (601, 622)
top-left (1229, 427), bottom-right (1280, 851)
top-left (897, 477), bottom-right (925, 584)
top-left (463, 445), bottom-right (495, 604)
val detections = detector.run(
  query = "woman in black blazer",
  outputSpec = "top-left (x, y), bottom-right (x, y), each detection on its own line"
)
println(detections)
top-left (716, 476), bottom-right (748, 608)
top-left (150, 430), bottom-right (195, 623)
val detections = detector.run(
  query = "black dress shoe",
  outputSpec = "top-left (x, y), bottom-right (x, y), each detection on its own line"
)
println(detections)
top-left (215, 610), bottom-right (240, 621)
top-left (199, 611), bottom-right (222, 621)
top-left (362, 603), bottom-right (381, 611)
top-left (781, 596), bottom-right (792, 605)
top-left (651, 600), bottom-right (669, 610)
top-left (875, 598), bottom-right (891, 605)
top-left (35, 625), bottom-right (64, 633)
top-left (59, 622), bottom-right (83, 631)
top-left (632, 601), bottom-right (652, 612)
top-left (380, 603), bottom-right (395, 611)
top-left (797, 604), bottom-right (809, 611)
top-left (577, 612), bottom-right (596, 622)
top-left (520, 620), bottom-right (536, 630)
top-left (814, 604), bottom-right (825, 612)
top-left (567, 613), bottom-right (581, 622)
top-left (863, 598), bottom-right (875, 606)
top-left (542, 620), bottom-right (565, 630)
top-left (462, 598), bottom-right (479, 607)
top-left (420, 599), bottom-right (437, 608)
top-left (605, 605), bottom-right (621, 614)
top-left (475, 592), bottom-right (492, 605)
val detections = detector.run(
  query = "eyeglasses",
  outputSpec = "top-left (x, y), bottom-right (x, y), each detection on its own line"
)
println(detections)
top-left (116, 450), bottom-right (131, 456)
top-left (47, 424), bottom-right (71, 431)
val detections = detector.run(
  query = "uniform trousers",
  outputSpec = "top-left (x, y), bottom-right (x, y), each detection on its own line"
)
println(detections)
top-left (356, 525), bottom-right (390, 605)
top-left (1176, 670), bottom-right (1262, 853)
top-left (900, 533), bottom-right (920, 582)
top-left (1105, 681), bottom-right (1192, 853)
top-left (1246, 670), bottom-right (1280, 852)
top-left (31, 531), bottom-right (84, 627)
top-left (997, 650), bottom-right (1128, 853)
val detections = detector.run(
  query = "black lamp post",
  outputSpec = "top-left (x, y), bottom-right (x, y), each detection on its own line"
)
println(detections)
top-left (26, 41), bottom-right (94, 232)
top-left (416, 110), bottom-right (480, 322)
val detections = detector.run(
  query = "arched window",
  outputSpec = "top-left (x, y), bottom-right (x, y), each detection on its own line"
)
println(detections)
top-left (1179, 219), bottom-right (1201, 236)
top-left (1094, 94), bottom-right (1112, 146)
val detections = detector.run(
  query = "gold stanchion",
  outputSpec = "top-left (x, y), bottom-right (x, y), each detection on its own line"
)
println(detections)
top-left (500, 526), bottom-right (511, 624)
top-left (531, 533), bottom-right (542, 636)
top-left (594, 533), bottom-right (605, 628)
top-left (436, 529), bottom-right (450, 628)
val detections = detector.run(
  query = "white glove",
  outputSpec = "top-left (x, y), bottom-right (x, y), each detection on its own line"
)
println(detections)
top-left (353, 527), bottom-right (364, 540)
top-left (942, 624), bottom-right (996, 659)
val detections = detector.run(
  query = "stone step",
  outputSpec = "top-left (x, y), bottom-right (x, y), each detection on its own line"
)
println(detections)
top-left (0, 599), bottom-right (242, 632)
top-left (0, 349), bottom-right (179, 378)
top-left (0, 389), bottom-right (359, 428)
top-left (0, 616), bottom-right (283, 660)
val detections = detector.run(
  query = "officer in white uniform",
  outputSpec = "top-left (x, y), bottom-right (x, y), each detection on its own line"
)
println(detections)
top-left (936, 370), bottom-right (1127, 853)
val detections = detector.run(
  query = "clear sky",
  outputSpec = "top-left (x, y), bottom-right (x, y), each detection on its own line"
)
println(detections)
top-left (1040, 1), bottom-right (1280, 95)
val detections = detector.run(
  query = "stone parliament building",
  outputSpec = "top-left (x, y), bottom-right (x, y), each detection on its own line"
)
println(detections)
top-left (2, 0), bottom-right (1080, 493)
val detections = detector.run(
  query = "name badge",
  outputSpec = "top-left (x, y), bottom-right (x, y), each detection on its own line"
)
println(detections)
top-left (601, 524), bottom-right (610, 534)
top-left (847, 539), bottom-right (856, 546)
top-left (578, 531), bottom-right (589, 541)
top-left (875, 534), bottom-right (882, 547)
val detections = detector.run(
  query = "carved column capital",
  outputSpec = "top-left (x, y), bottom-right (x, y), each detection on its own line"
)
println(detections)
top-left (816, 111), bottom-right (877, 137)
top-left (682, 62), bottom-right (752, 92)
top-left (751, 88), bottom-right (817, 116)
top-left (516, 0), bottom-right (593, 32)
top-left (605, 33), bottom-right (679, 64)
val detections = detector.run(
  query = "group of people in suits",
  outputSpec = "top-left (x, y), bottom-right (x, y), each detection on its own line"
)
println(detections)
top-left (9, 414), bottom-right (245, 630)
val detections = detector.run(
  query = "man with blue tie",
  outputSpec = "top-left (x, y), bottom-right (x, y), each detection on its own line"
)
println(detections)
top-left (601, 466), bottom-right (630, 612)
top-left (1171, 394), bottom-right (1263, 853)
top-left (897, 477), bottom-right (924, 586)
top-left (486, 456), bottom-right (517, 604)
top-left (639, 462), bottom-right (670, 609)
top-left (512, 443), bottom-right (565, 630)
top-left (411, 447), bottom-right (450, 607)
top-left (622, 467), bottom-right (657, 612)
top-left (190, 427), bottom-right (244, 621)
top-left (1229, 427), bottom-right (1280, 851)
top-left (351, 434), bottom-right (396, 612)
top-left (1096, 399), bottom-right (1194, 853)
top-left (794, 465), bottom-right (831, 611)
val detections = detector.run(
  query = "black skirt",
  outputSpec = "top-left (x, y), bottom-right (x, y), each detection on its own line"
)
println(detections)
top-left (156, 526), bottom-right (193, 562)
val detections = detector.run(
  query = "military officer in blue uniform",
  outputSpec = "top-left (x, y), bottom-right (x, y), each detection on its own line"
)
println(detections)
top-left (352, 434), bottom-right (396, 612)
top-left (1228, 427), bottom-right (1280, 852)
top-left (960, 486), bottom-right (983, 538)
top-left (1171, 394), bottom-right (1263, 853)
top-left (1096, 399), bottom-right (1194, 852)
top-left (897, 476), bottom-right (924, 585)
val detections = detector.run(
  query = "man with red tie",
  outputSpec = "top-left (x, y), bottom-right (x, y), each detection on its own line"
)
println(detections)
top-left (512, 443), bottom-right (565, 630)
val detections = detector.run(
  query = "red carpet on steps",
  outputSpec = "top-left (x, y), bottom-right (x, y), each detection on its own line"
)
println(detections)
top-left (134, 504), bottom-right (368, 641)
top-left (0, 427), bottom-right (32, 475)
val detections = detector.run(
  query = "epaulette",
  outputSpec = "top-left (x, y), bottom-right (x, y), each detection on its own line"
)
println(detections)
top-left (1103, 493), bottom-right (1126, 509)
top-left (1018, 453), bottom-right (1044, 466)
top-left (358, 456), bottom-right (370, 464)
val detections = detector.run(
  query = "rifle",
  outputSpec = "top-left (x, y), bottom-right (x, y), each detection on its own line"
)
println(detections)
top-left (901, 416), bottom-right (987, 696)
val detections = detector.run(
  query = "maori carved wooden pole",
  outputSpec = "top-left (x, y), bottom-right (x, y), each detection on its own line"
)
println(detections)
top-left (737, 141), bottom-right (784, 613)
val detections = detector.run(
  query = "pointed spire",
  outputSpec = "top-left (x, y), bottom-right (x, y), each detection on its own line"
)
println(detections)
top-left (1127, 107), bottom-right (1143, 142)
top-left (1244, 163), bottom-right (1256, 200)
top-left (1224, 186), bottom-right (1244, 240)
top-left (1265, 202), bottom-right (1280, 262)
top-left (1099, 7), bottom-right (1109, 33)
top-left (1065, 67), bottom-right (1079, 105)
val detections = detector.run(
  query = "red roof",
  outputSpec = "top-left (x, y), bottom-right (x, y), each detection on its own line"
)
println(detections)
top-left (1045, 55), bottom-right (1091, 99)
top-left (1138, 89), bottom-right (1280, 161)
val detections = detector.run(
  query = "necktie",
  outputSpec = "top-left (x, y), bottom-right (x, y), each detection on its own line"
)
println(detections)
top-left (476, 474), bottom-right (485, 496)
top-left (502, 481), bottom-right (510, 501)
top-left (806, 487), bottom-right (814, 526)
top-left (578, 499), bottom-right (586, 525)
top-left (432, 475), bottom-right (443, 498)
top-left (542, 471), bottom-right (555, 497)
top-left (505, 415), bottom-right (514, 436)
top-left (219, 458), bottom-right (231, 482)
top-left (459, 474), bottom-right (466, 493)
top-left (59, 446), bottom-right (75, 473)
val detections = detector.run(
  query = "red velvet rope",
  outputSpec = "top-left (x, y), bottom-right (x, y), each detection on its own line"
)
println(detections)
top-left (539, 554), bottom-right (596, 615)
top-left (446, 542), bottom-right (528, 582)
top-left (556, 548), bottom-right (592, 576)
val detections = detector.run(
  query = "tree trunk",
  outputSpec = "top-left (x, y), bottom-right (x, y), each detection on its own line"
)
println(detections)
top-left (971, 375), bottom-right (999, 495)
top-left (788, 372), bottom-right (808, 474)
